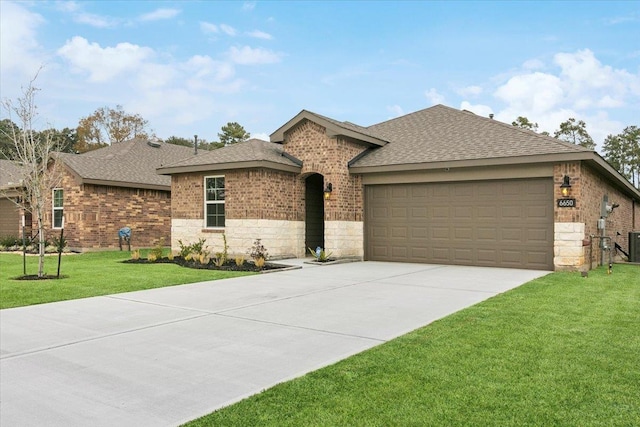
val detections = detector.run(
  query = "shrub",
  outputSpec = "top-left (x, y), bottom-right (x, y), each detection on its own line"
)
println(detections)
top-left (308, 247), bottom-right (333, 262)
top-left (213, 256), bottom-right (225, 267)
top-left (0, 235), bottom-right (19, 248)
top-left (131, 249), bottom-right (141, 260)
top-left (235, 255), bottom-right (245, 267)
top-left (198, 253), bottom-right (210, 265)
top-left (148, 253), bottom-right (158, 262)
top-left (150, 238), bottom-right (165, 260)
top-left (167, 251), bottom-right (175, 261)
top-left (254, 257), bottom-right (265, 269)
top-left (249, 239), bottom-right (268, 261)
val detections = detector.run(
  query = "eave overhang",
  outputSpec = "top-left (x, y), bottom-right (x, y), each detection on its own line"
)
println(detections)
top-left (157, 160), bottom-right (302, 176)
top-left (350, 151), bottom-right (640, 201)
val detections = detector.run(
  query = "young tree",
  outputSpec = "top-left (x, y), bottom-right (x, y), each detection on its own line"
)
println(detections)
top-left (76, 105), bottom-right (150, 152)
top-left (554, 118), bottom-right (595, 150)
top-left (512, 116), bottom-right (539, 132)
top-left (218, 122), bottom-right (250, 146)
top-left (603, 126), bottom-right (640, 188)
top-left (0, 119), bottom-right (21, 159)
top-left (2, 74), bottom-right (63, 277)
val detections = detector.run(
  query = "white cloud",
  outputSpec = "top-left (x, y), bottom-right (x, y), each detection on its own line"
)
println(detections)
top-left (494, 72), bottom-right (564, 114)
top-left (460, 101), bottom-right (493, 118)
top-left (252, 132), bottom-right (270, 141)
top-left (74, 12), bottom-right (118, 28)
top-left (456, 85), bottom-right (483, 97)
top-left (139, 8), bottom-right (181, 22)
top-left (220, 24), bottom-right (237, 36)
top-left (0, 1), bottom-right (45, 75)
top-left (229, 46), bottom-right (282, 65)
top-left (425, 88), bottom-right (445, 105)
top-left (243, 2), bottom-right (256, 11)
top-left (200, 22), bottom-right (219, 34)
top-left (387, 105), bottom-right (404, 118)
top-left (247, 30), bottom-right (273, 40)
top-left (57, 36), bottom-right (155, 82)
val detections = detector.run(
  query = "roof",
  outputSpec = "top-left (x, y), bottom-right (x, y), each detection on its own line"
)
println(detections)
top-left (349, 105), bottom-right (591, 169)
top-left (0, 159), bottom-right (28, 191)
top-left (56, 138), bottom-right (196, 190)
top-left (157, 138), bottom-right (303, 175)
top-left (270, 110), bottom-right (388, 146)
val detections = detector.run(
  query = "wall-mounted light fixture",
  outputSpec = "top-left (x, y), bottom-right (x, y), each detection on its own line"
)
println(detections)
top-left (606, 203), bottom-right (620, 214)
top-left (560, 175), bottom-right (572, 197)
top-left (323, 182), bottom-right (333, 200)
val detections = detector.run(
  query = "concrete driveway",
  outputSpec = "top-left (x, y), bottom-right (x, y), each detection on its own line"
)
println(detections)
top-left (0, 261), bottom-right (548, 426)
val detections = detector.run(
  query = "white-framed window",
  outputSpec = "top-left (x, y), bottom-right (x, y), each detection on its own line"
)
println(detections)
top-left (204, 176), bottom-right (225, 228)
top-left (52, 188), bottom-right (64, 228)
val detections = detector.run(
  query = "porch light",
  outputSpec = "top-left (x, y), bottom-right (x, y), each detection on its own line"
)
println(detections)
top-left (323, 183), bottom-right (333, 200)
top-left (560, 175), bottom-right (572, 197)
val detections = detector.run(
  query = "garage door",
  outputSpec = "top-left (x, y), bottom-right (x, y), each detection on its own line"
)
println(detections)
top-left (365, 179), bottom-right (553, 270)
top-left (0, 198), bottom-right (20, 237)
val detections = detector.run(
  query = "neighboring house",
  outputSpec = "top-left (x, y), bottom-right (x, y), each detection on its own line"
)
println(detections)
top-left (158, 105), bottom-right (640, 271)
top-left (0, 159), bottom-right (29, 238)
top-left (42, 138), bottom-right (197, 251)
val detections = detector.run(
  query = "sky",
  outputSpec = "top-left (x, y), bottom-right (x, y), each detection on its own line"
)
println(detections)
top-left (1, 1), bottom-right (639, 150)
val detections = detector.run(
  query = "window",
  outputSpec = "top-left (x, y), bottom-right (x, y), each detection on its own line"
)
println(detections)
top-left (204, 176), bottom-right (225, 228)
top-left (52, 188), bottom-right (64, 228)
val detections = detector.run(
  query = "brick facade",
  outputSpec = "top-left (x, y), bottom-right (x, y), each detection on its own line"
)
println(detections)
top-left (283, 119), bottom-right (366, 222)
top-left (41, 167), bottom-right (172, 251)
top-left (554, 161), bottom-right (638, 269)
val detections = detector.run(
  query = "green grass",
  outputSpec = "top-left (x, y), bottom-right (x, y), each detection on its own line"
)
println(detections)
top-left (0, 251), bottom-right (254, 309)
top-left (187, 264), bottom-right (640, 427)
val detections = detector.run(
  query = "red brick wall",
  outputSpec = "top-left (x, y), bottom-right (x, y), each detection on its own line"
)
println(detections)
top-left (41, 168), bottom-right (171, 250)
top-left (171, 169), bottom-right (303, 221)
top-left (554, 161), bottom-right (637, 264)
top-left (283, 119), bottom-right (367, 221)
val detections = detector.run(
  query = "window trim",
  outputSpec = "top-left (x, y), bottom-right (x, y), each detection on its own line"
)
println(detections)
top-left (204, 175), bottom-right (225, 229)
top-left (52, 188), bottom-right (64, 229)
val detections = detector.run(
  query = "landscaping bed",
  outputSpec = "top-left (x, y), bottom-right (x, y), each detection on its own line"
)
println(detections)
top-left (123, 256), bottom-right (289, 272)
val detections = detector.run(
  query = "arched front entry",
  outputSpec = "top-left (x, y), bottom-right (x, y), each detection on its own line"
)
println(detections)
top-left (305, 173), bottom-right (325, 253)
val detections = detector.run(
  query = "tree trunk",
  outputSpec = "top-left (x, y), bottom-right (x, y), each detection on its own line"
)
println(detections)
top-left (37, 210), bottom-right (45, 277)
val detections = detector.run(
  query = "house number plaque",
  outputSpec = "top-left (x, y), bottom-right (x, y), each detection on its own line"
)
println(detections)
top-left (557, 198), bottom-right (576, 208)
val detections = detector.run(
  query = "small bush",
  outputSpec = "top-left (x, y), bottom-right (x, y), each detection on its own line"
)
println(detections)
top-left (131, 249), bottom-right (141, 260)
top-left (0, 235), bottom-right (19, 248)
top-left (254, 257), bottom-right (265, 269)
top-left (235, 255), bottom-right (245, 266)
top-left (249, 239), bottom-right (268, 261)
top-left (213, 256), bottom-right (225, 267)
top-left (167, 251), bottom-right (175, 261)
top-left (198, 253), bottom-right (210, 265)
top-left (150, 238), bottom-right (165, 260)
top-left (148, 253), bottom-right (158, 262)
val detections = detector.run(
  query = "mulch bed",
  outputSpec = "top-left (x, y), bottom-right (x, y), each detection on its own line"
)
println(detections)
top-left (123, 256), bottom-right (287, 272)
top-left (14, 275), bottom-right (68, 280)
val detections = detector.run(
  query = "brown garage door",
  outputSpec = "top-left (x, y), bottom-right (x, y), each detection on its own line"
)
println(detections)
top-left (0, 198), bottom-right (20, 237)
top-left (365, 179), bottom-right (553, 270)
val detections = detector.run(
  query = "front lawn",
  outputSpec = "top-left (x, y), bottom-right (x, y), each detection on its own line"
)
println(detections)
top-left (187, 264), bottom-right (640, 426)
top-left (0, 251), bottom-right (255, 309)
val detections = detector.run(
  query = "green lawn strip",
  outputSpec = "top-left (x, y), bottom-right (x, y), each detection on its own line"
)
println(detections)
top-left (0, 251), bottom-right (254, 309)
top-left (187, 265), bottom-right (640, 427)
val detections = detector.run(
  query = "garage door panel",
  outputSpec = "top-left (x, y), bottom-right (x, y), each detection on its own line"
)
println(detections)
top-left (365, 179), bottom-right (553, 270)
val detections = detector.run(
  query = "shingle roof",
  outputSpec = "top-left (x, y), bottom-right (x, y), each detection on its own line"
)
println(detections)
top-left (350, 104), bottom-right (591, 168)
top-left (57, 138), bottom-right (196, 189)
top-left (0, 159), bottom-right (28, 190)
top-left (157, 138), bottom-right (302, 174)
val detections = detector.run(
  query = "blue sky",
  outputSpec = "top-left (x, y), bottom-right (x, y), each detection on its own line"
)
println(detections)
top-left (1, 1), bottom-right (639, 149)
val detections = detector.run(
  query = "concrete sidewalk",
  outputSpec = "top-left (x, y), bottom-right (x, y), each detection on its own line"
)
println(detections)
top-left (0, 261), bottom-right (548, 426)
